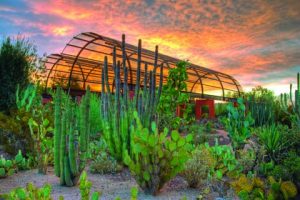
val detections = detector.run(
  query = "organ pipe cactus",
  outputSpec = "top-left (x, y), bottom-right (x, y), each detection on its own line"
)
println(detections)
top-left (280, 73), bottom-right (300, 127)
top-left (101, 35), bottom-right (163, 162)
top-left (54, 87), bottom-right (91, 186)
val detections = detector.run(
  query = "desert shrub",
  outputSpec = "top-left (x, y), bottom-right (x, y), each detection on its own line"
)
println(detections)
top-left (186, 123), bottom-right (209, 145)
top-left (124, 112), bottom-right (193, 195)
top-left (182, 145), bottom-right (216, 188)
top-left (87, 139), bottom-right (108, 160)
top-left (231, 174), bottom-right (298, 200)
top-left (0, 36), bottom-right (41, 113)
top-left (264, 151), bottom-right (300, 183)
top-left (236, 148), bottom-right (256, 174)
top-left (90, 152), bottom-right (122, 174)
top-left (222, 98), bottom-right (254, 152)
top-left (231, 174), bottom-right (265, 200)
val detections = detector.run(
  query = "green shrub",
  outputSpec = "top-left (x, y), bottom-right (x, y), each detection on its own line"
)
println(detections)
top-left (90, 152), bottom-right (122, 174)
top-left (236, 148), bottom-right (256, 174)
top-left (187, 123), bottom-right (208, 145)
top-left (124, 112), bottom-right (193, 195)
top-left (182, 145), bottom-right (216, 188)
top-left (87, 139), bottom-right (108, 160)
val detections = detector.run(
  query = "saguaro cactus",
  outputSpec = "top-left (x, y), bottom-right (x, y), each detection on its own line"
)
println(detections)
top-left (54, 87), bottom-right (91, 186)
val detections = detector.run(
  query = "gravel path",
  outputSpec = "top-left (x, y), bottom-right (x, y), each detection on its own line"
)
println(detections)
top-left (0, 167), bottom-right (200, 200)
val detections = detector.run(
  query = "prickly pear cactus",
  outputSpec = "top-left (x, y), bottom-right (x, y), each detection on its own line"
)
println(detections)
top-left (124, 112), bottom-right (193, 195)
top-left (53, 87), bottom-right (91, 186)
top-left (0, 156), bottom-right (16, 178)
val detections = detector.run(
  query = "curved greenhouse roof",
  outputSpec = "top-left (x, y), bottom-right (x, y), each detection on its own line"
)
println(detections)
top-left (45, 32), bottom-right (242, 101)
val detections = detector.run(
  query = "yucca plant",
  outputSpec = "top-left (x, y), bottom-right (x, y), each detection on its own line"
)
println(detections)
top-left (256, 124), bottom-right (289, 163)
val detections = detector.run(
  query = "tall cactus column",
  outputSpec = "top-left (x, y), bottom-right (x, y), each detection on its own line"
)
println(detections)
top-left (54, 87), bottom-right (91, 186)
top-left (296, 73), bottom-right (300, 115)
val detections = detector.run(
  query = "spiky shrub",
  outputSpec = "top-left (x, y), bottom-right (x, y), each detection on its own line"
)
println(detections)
top-left (182, 145), bottom-right (216, 188)
top-left (53, 87), bottom-right (91, 186)
top-left (90, 152), bottom-right (122, 174)
top-left (223, 98), bottom-right (254, 152)
top-left (124, 112), bottom-right (193, 195)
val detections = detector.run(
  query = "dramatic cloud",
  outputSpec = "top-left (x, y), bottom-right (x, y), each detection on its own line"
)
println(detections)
top-left (0, 0), bottom-right (300, 94)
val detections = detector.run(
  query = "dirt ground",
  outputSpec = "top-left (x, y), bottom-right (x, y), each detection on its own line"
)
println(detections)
top-left (0, 167), bottom-right (201, 200)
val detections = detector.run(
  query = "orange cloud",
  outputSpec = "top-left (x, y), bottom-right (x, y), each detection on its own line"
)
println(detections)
top-left (2, 0), bottom-right (299, 95)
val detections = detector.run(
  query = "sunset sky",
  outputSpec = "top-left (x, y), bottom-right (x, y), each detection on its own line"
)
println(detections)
top-left (0, 0), bottom-right (300, 94)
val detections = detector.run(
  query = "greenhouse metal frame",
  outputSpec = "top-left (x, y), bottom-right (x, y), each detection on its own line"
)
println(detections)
top-left (45, 32), bottom-right (242, 101)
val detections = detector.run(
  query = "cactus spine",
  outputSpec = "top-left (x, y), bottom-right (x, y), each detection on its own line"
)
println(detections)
top-left (54, 87), bottom-right (91, 186)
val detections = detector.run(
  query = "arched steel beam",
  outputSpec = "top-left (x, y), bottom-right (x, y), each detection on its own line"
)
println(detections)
top-left (66, 37), bottom-right (101, 93)
top-left (213, 73), bottom-right (225, 101)
top-left (45, 54), bottom-right (63, 92)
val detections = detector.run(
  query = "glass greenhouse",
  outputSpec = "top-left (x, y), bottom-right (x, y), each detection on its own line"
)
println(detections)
top-left (45, 32), bottom-right (242, 101)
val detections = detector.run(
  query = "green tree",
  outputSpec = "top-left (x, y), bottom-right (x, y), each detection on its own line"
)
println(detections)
top-left (0, 36), bottom-right (39, 113)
